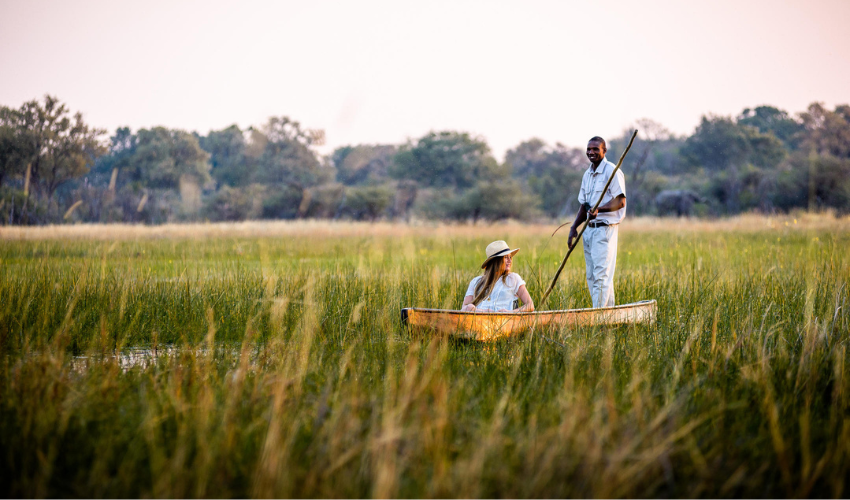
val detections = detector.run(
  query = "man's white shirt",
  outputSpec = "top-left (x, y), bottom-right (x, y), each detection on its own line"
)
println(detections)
top-left (577, 157), bottom-right (627, 225)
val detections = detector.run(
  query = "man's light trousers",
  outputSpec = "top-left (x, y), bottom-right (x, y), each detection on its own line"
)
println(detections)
top-left (583, 224), bottom-right (618, 308)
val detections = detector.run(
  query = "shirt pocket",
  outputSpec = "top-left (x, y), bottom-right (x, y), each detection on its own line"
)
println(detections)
top-left (591, 185), bottom-right (607, 203)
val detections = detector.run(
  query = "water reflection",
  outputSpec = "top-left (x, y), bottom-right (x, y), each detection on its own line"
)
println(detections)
top-left (71, 345), bottom-right (186, 372)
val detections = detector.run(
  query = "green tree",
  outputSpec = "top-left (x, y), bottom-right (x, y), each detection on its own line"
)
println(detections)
top-left (608, 120), bottom-right (682, 177)
top-left (90, 127), bottom-right (138, 187)
top-left (203, 184), bottom-right (266, 221)
top-left (261, 184), bottom-right (306, 219)
top-left (78, 127), bottom-right (141, 223)
top-left (737, 106), bottom-right (803, 149)
top-left (390, 131), bottom-right (501, 189)
top-left (199, 125), bottom-right (251, 187)
top-left (0, 106), bottom-right (32, 188)
top-left (332, 144), bottom-right (397, 185)
top-left (745, 126), bottom-right (787, 169)
top-left (130, 127), bottom-right (211, 189)
top-left (606, 121), bottom-right (679, 216)
top-left (432, 180), bottom-right (538, 223)
top-left (42, 113), bottom-right (104, 199)
top-left (251, 116), bottom-right (330, 189)
top-left (240, 117), bottom-right (331, 220)
top-left (681, 115), bottom-right (785, 171)
top-left (0, 186), bottom-right (49, 224)
top-left (506, 138), bottom-right (585, 218)
top-left (681, 114), bottom-right (788, 214)
top-left (4, 95), bottom-right (105, 200)
top-left (301, 183), bottom-right (345, 218)
top-left (91, 127), bottom-right (212, 222)
top-left (342, 184), bottom-right (395, 221)
top-left (799, 103), bottom-right (850, 158)
top-left (766, 152), bottom-right (850, 213)
top-left (506, 138), bottom-right (586, 179)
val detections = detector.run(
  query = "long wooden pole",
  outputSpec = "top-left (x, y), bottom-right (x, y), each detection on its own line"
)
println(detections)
top-left (539, 130), bottom-right (638, 309)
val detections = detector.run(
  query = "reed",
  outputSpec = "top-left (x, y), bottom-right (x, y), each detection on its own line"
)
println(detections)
top-left (0, 216), bottom-right (848, 497)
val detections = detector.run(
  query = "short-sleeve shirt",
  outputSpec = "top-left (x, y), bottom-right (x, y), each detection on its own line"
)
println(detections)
top-left (578, 157), bottom-right (627, 225)
top-left (464, 272), bottom-right (527, 312)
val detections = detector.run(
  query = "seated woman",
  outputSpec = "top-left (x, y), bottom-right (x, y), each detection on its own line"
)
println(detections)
top-left (461, 240), bottom-right (535, 313)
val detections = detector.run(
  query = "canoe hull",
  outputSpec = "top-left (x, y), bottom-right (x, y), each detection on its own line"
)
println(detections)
top-left (401, 300), bottom-right (657, 341)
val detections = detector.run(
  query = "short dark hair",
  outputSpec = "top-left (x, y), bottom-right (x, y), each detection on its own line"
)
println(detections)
top-left (588, 136), bottom-right (607, 150)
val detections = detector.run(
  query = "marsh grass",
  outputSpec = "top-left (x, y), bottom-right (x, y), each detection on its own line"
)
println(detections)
top-left (1, 216), bottom-right (849, 497)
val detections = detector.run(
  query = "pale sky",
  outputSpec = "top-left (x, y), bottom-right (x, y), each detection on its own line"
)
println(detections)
top-left (1, 0), bottom-right (848, 160)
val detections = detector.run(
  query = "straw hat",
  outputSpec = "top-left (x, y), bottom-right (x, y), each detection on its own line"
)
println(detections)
top-left (481, 240), bottom-right (520, 269)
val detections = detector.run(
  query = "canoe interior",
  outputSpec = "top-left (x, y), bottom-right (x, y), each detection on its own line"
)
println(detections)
top-left (401, 300), bottom-right (657, 342)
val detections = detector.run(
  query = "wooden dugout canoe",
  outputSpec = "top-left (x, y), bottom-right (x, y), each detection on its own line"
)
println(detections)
top-left (401, 300), bottom-right (657, 342)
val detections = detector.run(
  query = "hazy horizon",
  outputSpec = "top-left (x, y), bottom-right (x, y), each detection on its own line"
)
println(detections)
top-left (2, 0), bottom-right (848, 160)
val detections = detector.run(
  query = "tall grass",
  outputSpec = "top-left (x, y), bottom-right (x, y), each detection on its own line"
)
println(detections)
top-left (1, 216), bottom-right (848, 497)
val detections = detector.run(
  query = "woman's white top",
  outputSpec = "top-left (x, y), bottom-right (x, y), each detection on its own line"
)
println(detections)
top-left (464, 272), bottom-right (527, 312)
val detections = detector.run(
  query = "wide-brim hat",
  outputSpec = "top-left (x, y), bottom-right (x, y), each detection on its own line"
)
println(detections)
top-left (481, 240), bottom-right (520, 269)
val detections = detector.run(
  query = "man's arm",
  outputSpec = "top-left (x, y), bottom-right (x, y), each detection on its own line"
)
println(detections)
top-left (569, 195), bottom-right (626, 248)
top-left (567, 204), bottom-right (588, 249)
top-left (590, 169), bottom-right (627, 216)
top-left (588, 194), bottom-right (626, 217)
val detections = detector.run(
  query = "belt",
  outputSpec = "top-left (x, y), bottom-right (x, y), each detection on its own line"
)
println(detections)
top-left (587, 221), bottom-right (616, 228)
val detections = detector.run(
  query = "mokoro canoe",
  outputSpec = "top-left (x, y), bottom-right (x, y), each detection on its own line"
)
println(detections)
top-left (401, 300), bottom-right (657, 341)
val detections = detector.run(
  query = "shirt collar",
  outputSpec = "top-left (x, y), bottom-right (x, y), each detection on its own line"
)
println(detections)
top-left (589, 157), bottom-right (608, 173)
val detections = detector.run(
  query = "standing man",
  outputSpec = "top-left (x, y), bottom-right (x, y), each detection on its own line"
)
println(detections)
top-left (567, 136), bottom-right (626, 308)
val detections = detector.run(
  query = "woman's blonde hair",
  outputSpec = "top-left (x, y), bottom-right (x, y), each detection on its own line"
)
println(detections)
top-left (472, 256), bottom-right (508, 306)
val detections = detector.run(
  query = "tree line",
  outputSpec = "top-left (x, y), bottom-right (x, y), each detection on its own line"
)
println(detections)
top-left (2, 95), bottom-right (849, 225)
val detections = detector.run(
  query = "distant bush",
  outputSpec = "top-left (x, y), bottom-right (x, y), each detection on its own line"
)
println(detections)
top-left (341, 184), bottom-right (395, 221)
top-left (203, 184), bottom-right (266, 222)
top-left (429, 180), bottom-right (539, 223)
top-left (302, 183), bottom-right (345, 218)
top-left (0, 187), bottom-right (49, 225)
top-left (262, 184), bottom-right (305, 220)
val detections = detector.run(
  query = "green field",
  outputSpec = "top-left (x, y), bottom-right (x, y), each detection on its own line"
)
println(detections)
top-left (1, 215), bottom-right (849, 498)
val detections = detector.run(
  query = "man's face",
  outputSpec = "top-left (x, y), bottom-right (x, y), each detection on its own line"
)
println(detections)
top-left (586, 140), bottom-right (606, 164)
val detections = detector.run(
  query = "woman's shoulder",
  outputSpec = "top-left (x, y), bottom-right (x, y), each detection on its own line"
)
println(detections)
top-left (505, 272), bottom-right (526, 286)
top-left (465, 275), bottom-right (482, 295)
